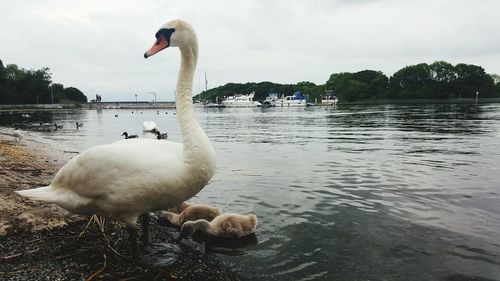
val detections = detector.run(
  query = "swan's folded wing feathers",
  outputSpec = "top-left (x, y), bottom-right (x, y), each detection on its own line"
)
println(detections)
top-left (51, 139), bottom-right (184, 199)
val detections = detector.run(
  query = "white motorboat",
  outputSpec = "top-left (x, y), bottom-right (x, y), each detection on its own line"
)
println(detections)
top-left (275, 92), bottom-right (307, 107)
top-left (222, 92), bottom-right (262, 107)
top-left (262, 93), bottom-right (279, 107)
top-left (321, 96), bottom-right (338, 105)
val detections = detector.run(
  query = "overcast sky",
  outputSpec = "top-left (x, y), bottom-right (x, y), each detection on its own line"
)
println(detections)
top-left (1, 0), bottom-right (500, 101)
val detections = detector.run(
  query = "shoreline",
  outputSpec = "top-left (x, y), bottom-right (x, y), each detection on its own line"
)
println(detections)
top-left (0, 97), bottom-right (499, 112)
top-left (0, 133), bottom-right (244, 280)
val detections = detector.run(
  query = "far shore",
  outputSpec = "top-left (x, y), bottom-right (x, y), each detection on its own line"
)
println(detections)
top-left (1, 97), bottom-right (499, 111)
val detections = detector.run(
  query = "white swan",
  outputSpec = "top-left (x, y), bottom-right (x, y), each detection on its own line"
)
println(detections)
top-left (16, 19), bottom-right (216, 260)
top-left (142, 121), bottom-right (159, 132)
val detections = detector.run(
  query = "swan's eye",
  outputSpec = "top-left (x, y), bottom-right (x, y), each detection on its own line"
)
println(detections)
top-left (155, 28), bottom-right (176, 41)
top-left (155, 30), bottom-right (162, 39)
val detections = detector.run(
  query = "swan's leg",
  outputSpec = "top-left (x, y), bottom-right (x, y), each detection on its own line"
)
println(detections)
top-left (141, 214), bottom-right (152, 251)
top-left (126, 226), bottom-right (139, 259)
top-left (139, 214), bottom-right (182, 266)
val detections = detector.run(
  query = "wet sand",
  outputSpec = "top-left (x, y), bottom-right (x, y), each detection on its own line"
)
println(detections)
top-left (0, 133), bottom-right (243, 280)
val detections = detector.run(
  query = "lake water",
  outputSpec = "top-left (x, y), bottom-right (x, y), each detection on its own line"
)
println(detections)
top-left (1, 104), bottom-right (500, 280)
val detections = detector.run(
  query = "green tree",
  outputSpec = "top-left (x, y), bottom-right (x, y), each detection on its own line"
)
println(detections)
top-left (325, 70), bottom-right (388, 101)
top-left (454, 63), bottom-right (497, 98)
top-left (63, 87), bottom-right (87, 103)
top-left (0, 60), bottom-right (87, 104)
top-left (429, 61), bottom-right (457, 98)
top-left (390, 63), bottom-right (433, 99)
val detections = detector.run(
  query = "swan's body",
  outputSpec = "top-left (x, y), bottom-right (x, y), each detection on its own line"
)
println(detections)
top-left (180, 213), bottom-right (258, 239)
top-left (16, 19), bottom-right (216, 258)
top-left (160, 204), bottom-right (221, 226)
top-left (23, 138), bottom-right (212, 225)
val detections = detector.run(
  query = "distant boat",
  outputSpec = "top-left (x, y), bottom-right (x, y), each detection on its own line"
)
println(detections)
top-left (275, 91), bottom-right (307, 107)
top-left (321, 96), bottom-right (338, 105)
top-left (322, 90), bottom-right (338, 105)
top-left (262, 93), bottom-right (279, 107)
top-left (205, 103), bottom-right (224, 108)
top-left (222, 92), bottom-right (262, 108)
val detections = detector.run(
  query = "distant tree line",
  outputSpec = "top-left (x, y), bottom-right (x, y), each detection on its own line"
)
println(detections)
top-left (196, 61), bottom-right (500, 103)
top-left (0, 59), bottom-right (87, 104)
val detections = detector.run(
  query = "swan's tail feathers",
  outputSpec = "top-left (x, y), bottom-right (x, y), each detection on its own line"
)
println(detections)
top-left (15, 186), bottom-right (57, 203)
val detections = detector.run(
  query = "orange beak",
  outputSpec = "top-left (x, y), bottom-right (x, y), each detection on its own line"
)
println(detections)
top-left (144, 36), bottom-right (169, 58)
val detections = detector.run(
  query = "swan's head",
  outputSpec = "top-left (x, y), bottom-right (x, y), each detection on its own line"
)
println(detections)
top-left (144, 19), bottom-right (197, 58)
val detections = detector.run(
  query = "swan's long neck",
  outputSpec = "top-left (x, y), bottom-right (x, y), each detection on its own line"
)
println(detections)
top-left (175, 39), bottom-right (216, 187)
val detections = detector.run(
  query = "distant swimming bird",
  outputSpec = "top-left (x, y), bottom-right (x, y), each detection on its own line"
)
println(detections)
top-left (115, 114), bottom-right (119, 117)
top-left (155, 131), bottom-right (168, 140)
top-left (159, 204), bottom-right (221, 226)
top-left (179, 213), bottom-right (258, 240)
top-left (121, 132), bottom-right (138, 139)
top-left (54, 124), bottom-right (63, 130)
top-left (76, 122), bottom-right (83, 129)
top-left (15, 19), bottom-right (216, 262)
top-left (37, 122), bottom-right (55, 131)
top-left (142, 121), bottom-right (159, 132)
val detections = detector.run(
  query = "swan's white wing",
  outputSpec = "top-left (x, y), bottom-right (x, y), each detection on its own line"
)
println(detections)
top-left (51, 139), bottom-right (184, 199)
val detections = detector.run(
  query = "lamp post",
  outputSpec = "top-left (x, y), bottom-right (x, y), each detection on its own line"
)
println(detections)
top-left (135, 94), bottom-right (138, 103)
top-left (51, 84), bottom-right (54, 104)
top-left (149, 92), bottom-right (156, 103)
top-left (476, 91), bottom-right (479, 105)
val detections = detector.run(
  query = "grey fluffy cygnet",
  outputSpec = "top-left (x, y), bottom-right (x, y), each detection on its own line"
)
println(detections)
top-left (160, 203), bottom-right (222, 226)
top-left (179, 213), bottom-right (257, 240)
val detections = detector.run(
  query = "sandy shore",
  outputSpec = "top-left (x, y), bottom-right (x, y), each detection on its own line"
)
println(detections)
top-left (0, 132), bottom-right (80, 236)
top-left (0, 132), bottom-right (243, 280)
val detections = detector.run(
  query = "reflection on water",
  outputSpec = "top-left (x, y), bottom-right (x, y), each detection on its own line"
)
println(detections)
top-left (2, 104), bottom-right (500, 280)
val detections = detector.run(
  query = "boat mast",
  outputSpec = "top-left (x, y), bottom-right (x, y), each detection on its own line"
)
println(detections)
top-left (204, 71), bottom-right (208, 103)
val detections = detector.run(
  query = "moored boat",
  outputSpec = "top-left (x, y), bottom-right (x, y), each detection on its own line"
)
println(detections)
top-left (222, 92), bottom-right (262, 107)
top-left (322, 90), bottom-right (338, 105)
top-left (275, 91), bottom-right (307, 107)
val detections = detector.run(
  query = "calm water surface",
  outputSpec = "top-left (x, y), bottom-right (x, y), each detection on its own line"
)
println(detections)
top-left (1, 104), bottom-right (500, 280)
